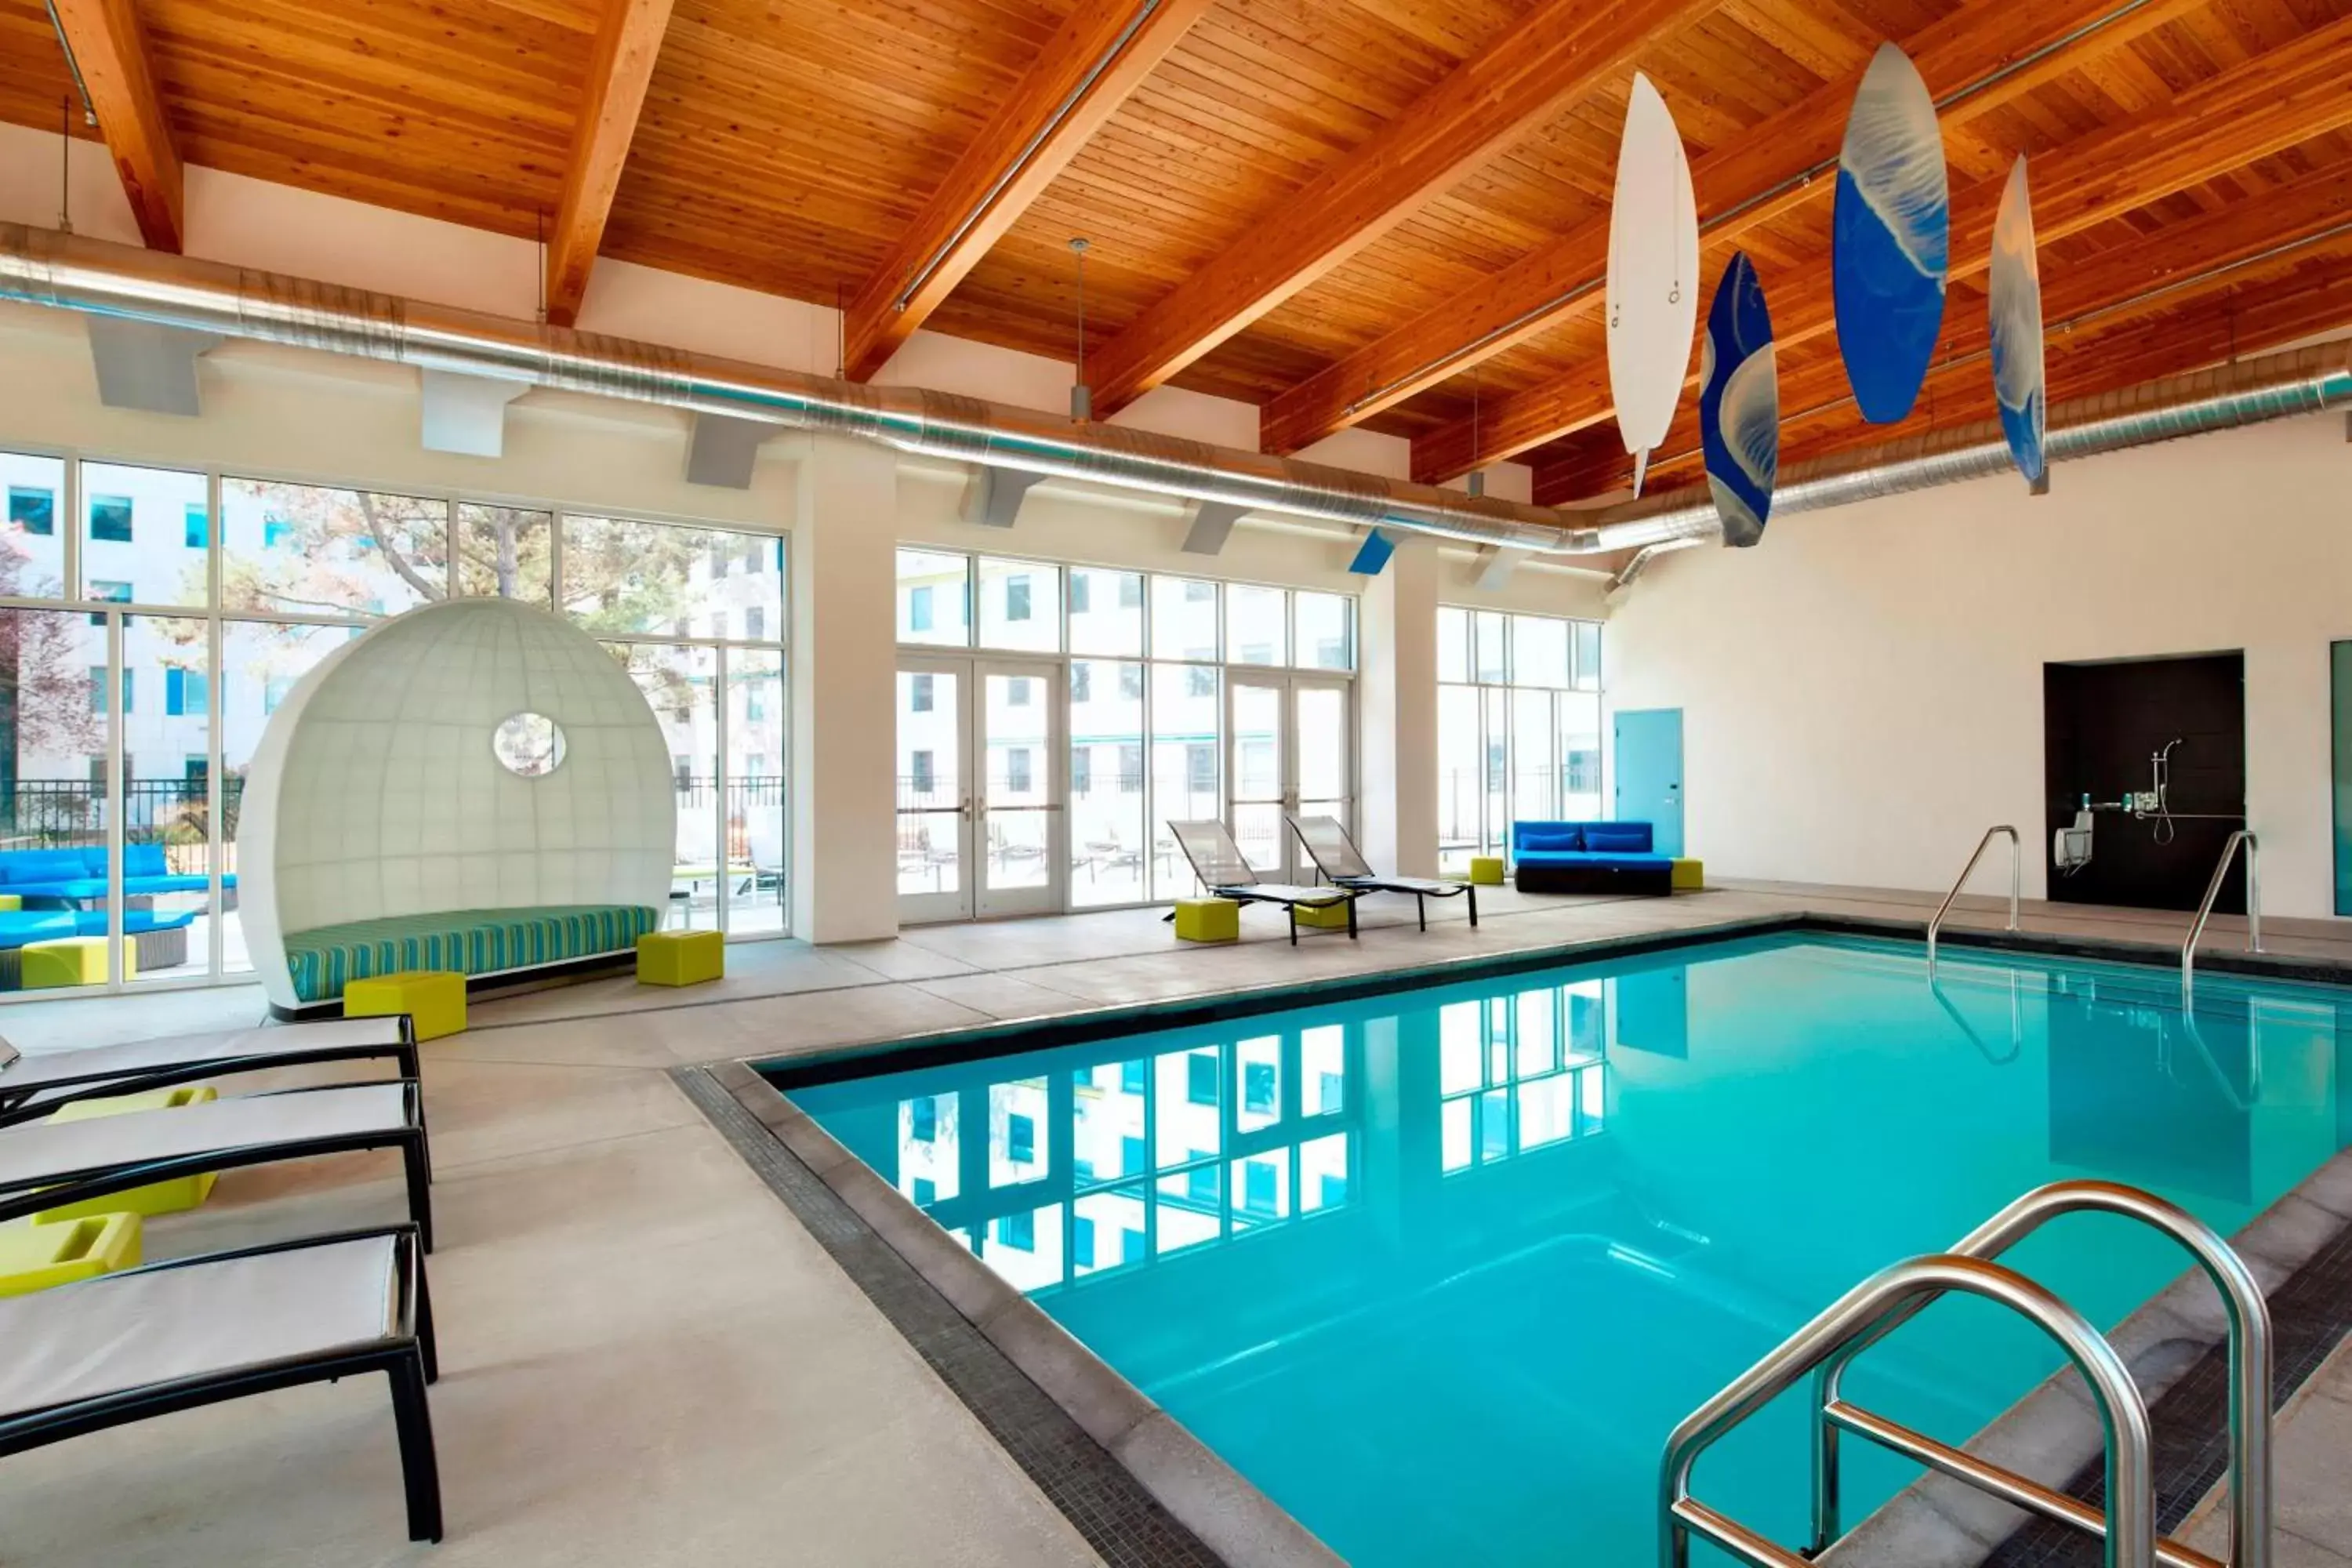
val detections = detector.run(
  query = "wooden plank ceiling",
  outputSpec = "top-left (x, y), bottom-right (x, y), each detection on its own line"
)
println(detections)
top-left (5, 0), bottom-right (2351, 494)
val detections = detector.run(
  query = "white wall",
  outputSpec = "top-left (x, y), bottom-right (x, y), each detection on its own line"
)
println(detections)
top-left (1605, 411), bottom-right (2352, 917)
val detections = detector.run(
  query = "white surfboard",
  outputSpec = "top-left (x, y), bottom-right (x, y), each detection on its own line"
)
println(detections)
top-left (1607, 72), bottom-right (1701, 496)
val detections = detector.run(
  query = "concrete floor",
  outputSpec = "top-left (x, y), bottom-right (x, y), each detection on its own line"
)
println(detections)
top-left (0, 880), bottom-right (2344, 1566)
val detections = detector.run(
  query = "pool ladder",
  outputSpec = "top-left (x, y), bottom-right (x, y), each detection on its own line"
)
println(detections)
top-left (2183, 830), bottom-right (2261, 1004)
top-left (1926, 825), bottom-right (2020, 975)
top-left (1660, 1179), bottom-right (2273, 1568)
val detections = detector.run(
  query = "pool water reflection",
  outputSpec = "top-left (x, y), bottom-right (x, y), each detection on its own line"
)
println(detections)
top-left (787, 935), bottom-right (2352, 1566)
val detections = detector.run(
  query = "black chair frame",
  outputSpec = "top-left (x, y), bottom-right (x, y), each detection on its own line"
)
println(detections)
top-left (0, 1225), bottom-right (442, 1542)
top-left (0, 1079), bottom-right (434, 1250)
top-left (0, 1017), bottom-right (419, 1130)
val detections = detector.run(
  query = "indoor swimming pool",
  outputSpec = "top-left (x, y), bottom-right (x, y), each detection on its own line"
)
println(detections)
top-left (784, 933), bottom-right (2352, 1564)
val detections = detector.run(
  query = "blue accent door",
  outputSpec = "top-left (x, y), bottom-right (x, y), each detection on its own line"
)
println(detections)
top-left (1613, 709), bottom-right (1684, 857)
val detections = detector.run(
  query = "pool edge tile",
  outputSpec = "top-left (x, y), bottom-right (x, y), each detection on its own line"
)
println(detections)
top-left (680, 1060), bottom-right (1327, 1568)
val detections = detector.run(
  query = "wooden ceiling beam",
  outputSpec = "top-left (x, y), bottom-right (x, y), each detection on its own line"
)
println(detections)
top-left (1415, 12), bottom-right (2352, 484)
top-left (1773, 259), bottom-right (2352, 477)
top-left (1534, 160), bottom-right (2352, 500)
top-left (546, 0), bottom-right (676, 329)
top-left (47, 0), bottom-right (182, 252)
top-left (1077, 0), bottom-right (1726, 419)
top-left (841, 0), bottom-right (1216, 382)
top-left (1259, 0), bottom-right (2204, 458)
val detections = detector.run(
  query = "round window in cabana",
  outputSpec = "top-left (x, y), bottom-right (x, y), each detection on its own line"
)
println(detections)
top-left (238, 598), bottom-right (677, 1013)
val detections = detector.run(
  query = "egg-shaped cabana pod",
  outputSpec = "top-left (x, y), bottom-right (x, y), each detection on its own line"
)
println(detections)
top-left (241, 598), bottom-right (675, 1014)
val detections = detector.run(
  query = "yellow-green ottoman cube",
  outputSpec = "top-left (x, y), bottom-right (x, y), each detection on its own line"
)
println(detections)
top-left (1671, 857), bottom-right (1705, 891)
top-left (637, 929), bottom-right (724, 986)
top-left (1293, 898), bottom-right (1354, 930)
top-left (22, 935), bottom-right (134, 989)
top-left (1468, 856), bottom-right (1506, 887)
top-left (0, 1212), bottom-right (141, 1297)
top-left (346, 970), bottom-right (467, 1041)
top-left (39, 1084), bottom-right (220, 1221)
top-left (0, 893), bottom-right (19, 911)
top-left (1173, 898), bottom-right (1240, 943)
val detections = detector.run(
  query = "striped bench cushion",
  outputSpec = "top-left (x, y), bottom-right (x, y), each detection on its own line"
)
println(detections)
top-left (283, 906), bottom-right (660, 1004)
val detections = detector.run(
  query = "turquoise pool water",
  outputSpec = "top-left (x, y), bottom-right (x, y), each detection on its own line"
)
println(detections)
top-left (788, 934), bottom-right (2352, 1564)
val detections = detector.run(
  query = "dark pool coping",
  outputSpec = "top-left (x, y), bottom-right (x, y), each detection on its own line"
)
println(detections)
top-left (706, 909), bottom-right (2352, 1567)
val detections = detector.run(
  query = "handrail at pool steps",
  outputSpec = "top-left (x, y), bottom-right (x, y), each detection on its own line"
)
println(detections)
top-left (2183, 830), bottom-right (2261, 1004)
top-left (1659, 1178), bottom-right (2273, 1568)
top-left (1926, 824), bottom-right (2021, 975)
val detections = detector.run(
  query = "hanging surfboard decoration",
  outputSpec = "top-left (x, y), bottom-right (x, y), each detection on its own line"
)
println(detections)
top-left (1698, 252), bottom-right (1778, 548)
top-left (1833, 42), bottom-right (1949, 423)
top-left (1606, 71), bottom-right (1700, 497)
top-left (1987, 154), bottom-right (2047, 489)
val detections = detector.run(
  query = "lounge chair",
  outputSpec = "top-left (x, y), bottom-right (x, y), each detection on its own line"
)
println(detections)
top-left (0, 1015), bottom-right (417, 1129)
top-left (1287, 815), bottom-right (1479, 931)
top-left (0, 1225), bottom-right (441, 1541)
top-left (1164, 820), bottom-right (1361, 945)
top-left (0, 1081), bottom-right (434, 1250)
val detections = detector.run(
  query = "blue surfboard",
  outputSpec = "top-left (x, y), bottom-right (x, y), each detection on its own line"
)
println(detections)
top-left (1834, 42), bottom-right (1948, 423)
top-left (1699, 252), bottom-right (1777, 548)
top-left (1988, 155), bottom-right (2047, 487)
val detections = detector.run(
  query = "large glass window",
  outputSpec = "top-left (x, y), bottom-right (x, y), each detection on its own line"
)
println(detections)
top-left (0, 447), bottom-right (793, 992)
top-left (899, 548), bottom-right (1354, 909)
top-left (1436, 605), bottom-right (1604, 872)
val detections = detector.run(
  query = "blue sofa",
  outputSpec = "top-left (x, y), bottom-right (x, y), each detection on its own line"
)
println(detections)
top-left (0, 906), bottom-right (198, 988)
top-left (0, 844), bottom-right (233, 909)
top-left (1511, 820), bottom-right (1673, 895)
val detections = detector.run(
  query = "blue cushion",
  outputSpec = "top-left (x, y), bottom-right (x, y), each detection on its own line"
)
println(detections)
top-left (70, 909), bottom-right (196, 936)
top-left (10, 879), bottom-right (111, 902)
top-left (0, 912), bottom-right (78, 947)
top-left (124, 844), bottom-right (168, 877)
top-left (1583, 826), bottom-right (1652, 852)
top-left (1521, 830), bottom-right (1583, 852)
top-left (124, 874), bottom-right (212, 897)
top-left (0, 849), bottom-right (91, 886)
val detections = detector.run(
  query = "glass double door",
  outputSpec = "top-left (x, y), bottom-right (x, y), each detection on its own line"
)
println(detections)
top-left (896, 655), bottom-right (1065, 923)
top-left (1226, 672), bottom-right (1352, 884)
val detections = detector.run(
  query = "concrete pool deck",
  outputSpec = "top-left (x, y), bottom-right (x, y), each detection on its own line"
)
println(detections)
top-left (0, 879), bottom-right (2344, 1566)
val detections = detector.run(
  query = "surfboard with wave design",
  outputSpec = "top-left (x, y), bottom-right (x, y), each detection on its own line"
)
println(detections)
top-left (1834, 42), bottom-right (1948, 423)
top-left (1606, 72), bottom-right (1700, 496)
top-left (1700, 252), bottom-right (1777, 548)
top-left (1989, 155), bottom-right (2046, 488)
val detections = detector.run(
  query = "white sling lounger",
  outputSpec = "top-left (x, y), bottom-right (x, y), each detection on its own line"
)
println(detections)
top-left (0, 1225), bottom-right (442, 1541)
top-left (1287, 814), bottom-right (1479, 931)
top-left (1164, 819), bottom-right (1362, 945)
top-left (0, 1015), bottom-right (417, 1129)
top-left (0, 1080), bottom-right (434, 1249)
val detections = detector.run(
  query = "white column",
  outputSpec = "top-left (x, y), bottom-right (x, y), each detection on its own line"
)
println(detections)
top-left (790, 436), bottom-right (900, 942)
top-left (1358, 534), bottom-right (1439, 877)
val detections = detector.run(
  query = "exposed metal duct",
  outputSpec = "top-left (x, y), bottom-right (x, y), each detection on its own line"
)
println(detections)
top-left (0, 223), bottom-right (1603, 558)
top-left (1586, 342), bottom-right (2352, 550)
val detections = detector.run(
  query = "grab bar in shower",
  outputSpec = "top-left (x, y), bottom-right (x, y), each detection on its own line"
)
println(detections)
top-left (2183, 830), bottom-right (2260, 1003)
top-left (1926, 825), bottom-right (2020, 974)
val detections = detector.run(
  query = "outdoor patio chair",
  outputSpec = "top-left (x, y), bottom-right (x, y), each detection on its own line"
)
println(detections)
top-left (1164, 820), bottom-right (1361, 945)
top-left (0, 1225), bottom-right (441, 1542)
top-left (0, 1081), bottom-right (434, 1249)
top-left (0, 1015), bottom-right (417, 1129)
top-left (1288, 815), bottom-right (1479, 931)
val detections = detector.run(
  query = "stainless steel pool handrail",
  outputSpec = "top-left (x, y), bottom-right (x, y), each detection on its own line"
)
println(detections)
top-left (1812, 1180), bottom-right (2271, 1568)
top-left (1659, 1252), bottom-right (2154, 1568)
top-left (2183, 830), bottom-right (2262, 1003)
top-left (1927, 825), bottom-right (2021, 974)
